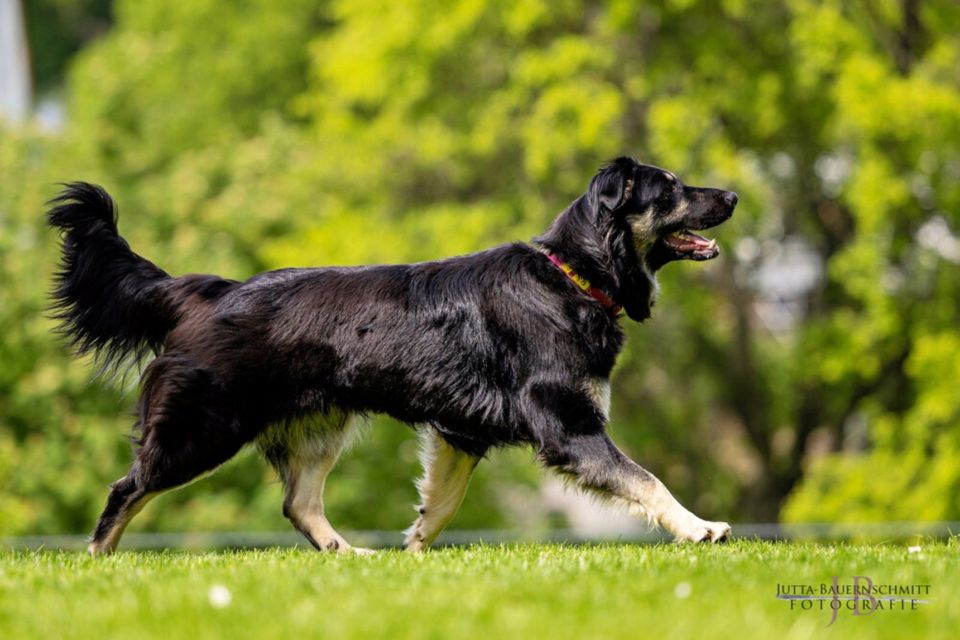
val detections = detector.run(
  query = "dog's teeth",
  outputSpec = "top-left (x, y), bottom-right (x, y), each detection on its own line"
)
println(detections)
top-left (708, 239), bottom-right (717, 248)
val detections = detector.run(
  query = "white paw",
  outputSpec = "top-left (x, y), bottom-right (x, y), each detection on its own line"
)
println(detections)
top-left (313, 537), bottom-right (377, 555)
top-left (87, 542), bottom-right (114, 556)
top-left (350, 547), bottom-right (377, 557)
top-left (672, 518), bottom-right (732, 543)
top-left (404, 535), bottom-right (427, 553)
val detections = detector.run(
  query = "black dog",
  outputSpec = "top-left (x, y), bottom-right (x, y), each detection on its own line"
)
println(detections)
top-left (48, 157), bottom-right (736, 554)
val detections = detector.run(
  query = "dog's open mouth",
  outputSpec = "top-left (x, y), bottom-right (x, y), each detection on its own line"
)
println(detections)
top-left (663, 230), bottom-right (720, 260)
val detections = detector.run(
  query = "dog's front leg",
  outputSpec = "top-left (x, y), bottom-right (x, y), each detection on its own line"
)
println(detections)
top-left (539, 432), bottom-right (731, 543)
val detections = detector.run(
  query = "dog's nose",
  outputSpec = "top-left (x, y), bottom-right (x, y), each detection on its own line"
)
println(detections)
top-left (723, 191), bottom-right (738, 207)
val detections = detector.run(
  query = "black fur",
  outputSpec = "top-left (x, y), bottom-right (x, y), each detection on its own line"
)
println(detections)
top-left (48, 183), bottom-right (236, 376)
top-left (49, 158), bottom-right (737, 551)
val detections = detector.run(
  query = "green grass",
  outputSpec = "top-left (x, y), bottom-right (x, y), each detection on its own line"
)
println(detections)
top-left (1, 541), bottom-right (957, 639)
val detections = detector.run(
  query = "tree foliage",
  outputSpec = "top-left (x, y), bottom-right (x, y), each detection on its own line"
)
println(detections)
top-left (1, 0), bottom-right (958, 535)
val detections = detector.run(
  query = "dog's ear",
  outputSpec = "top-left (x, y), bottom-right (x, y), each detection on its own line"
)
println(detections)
top-left (592, 158), bottom-right (636, 212)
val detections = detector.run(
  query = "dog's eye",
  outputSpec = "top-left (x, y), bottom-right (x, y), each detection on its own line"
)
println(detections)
top-left (658, 184), bottom-right (678, 203)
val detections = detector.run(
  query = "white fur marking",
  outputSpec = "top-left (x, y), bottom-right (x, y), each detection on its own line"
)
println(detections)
top-left (629, 206), bottom-right (656, 245)
top-left (671, 198), bottom-right (689, 218)
top-left (626, 207), bottom-right (661, 309)
top-left (558, 451), bottom-right (730, 543)
top-left (611, 473), bottom-right (731, 543)
top-left (259, 412), bottom-right (373, 554)
top-left (584, 378), bottom-right (611, 420)
top-left (648, 479), bottom-right (732, 542)
top-left (404, 428), bottom-right (479, 552)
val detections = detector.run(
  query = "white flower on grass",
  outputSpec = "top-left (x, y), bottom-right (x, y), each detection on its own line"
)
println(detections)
top-left (674, 581), bottom-right (692, 599)
top-left (208, 584), bottom-right (233, 608)
top-left (908, 546), bottom-right (922, 554)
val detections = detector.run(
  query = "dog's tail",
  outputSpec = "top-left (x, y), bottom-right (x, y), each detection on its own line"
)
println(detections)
top-left (47, 182), bottom-right (211, 374)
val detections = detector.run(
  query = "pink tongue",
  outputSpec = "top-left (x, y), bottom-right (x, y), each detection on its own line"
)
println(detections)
top-left (667, 230), bottom-right (713, 251)
top-left (684, 231), bottom-right (712, 248)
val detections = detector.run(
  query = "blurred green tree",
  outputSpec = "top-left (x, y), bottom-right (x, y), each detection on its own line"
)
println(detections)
top-left (22, 0), bottom-right (112, 94)
top-left (1, 0), bottom-right (958, 536)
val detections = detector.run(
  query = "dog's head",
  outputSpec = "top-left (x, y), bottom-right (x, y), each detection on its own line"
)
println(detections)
top-left (537, 157), bottom-right (737, 322)
top-left (590, 157), bottom-right (738, 270)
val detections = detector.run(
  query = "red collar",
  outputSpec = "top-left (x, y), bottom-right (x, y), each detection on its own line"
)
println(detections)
top-left (538, 248), bottom-right (622, 317)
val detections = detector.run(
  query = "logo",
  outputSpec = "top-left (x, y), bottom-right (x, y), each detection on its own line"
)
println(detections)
top-left (776, 576), bottom-right (931, 626)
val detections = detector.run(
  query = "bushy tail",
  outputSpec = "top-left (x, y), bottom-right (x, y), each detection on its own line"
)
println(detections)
top-left (47, 183), bottom-right (176, 374)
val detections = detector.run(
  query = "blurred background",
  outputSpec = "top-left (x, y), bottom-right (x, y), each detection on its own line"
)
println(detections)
top-left (1, 0), bottom-right (958, 541)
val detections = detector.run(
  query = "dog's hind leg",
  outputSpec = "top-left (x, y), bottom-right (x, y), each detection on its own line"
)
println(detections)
top-left (89, 358), bottom-right (253, 555)
top-left (404, 428), bottom-right (481, 552)
top-left (87, 465), bottom-right (155, 555)
top-left (89, 425), bottom-right (250, 555)
top-left (260, 412), bottom-right (371, 555)
top-left (88, 423), bottom-right (250, 555)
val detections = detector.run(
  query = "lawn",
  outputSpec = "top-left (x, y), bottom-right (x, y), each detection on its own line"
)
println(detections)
top-left (1, 540), bottom-right (956, 639)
